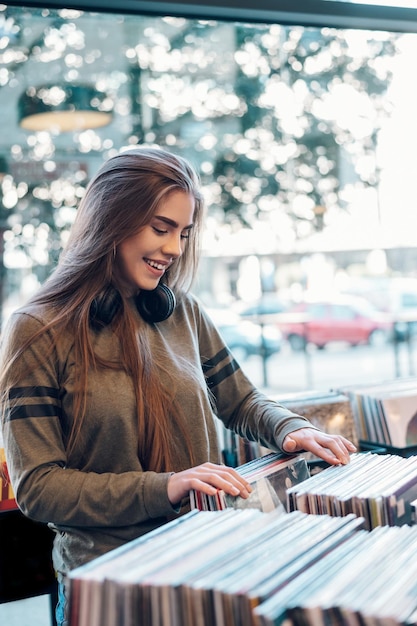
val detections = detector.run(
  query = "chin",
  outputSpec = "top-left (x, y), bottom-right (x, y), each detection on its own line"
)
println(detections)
top-left (136, 279), bottom-right (160, 292)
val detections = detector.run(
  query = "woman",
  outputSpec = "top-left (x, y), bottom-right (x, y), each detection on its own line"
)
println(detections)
top-left (0, 147), bottom-right (355, 624)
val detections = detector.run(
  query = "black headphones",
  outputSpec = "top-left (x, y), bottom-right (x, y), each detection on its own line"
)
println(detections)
top-left (89, 283), bottom-right (176, 330)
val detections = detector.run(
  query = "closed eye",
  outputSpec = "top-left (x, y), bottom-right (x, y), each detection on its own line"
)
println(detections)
top-left (153, 226), bottom-right (167, 235)
top-left (152, 226), bottom-right (190, 239)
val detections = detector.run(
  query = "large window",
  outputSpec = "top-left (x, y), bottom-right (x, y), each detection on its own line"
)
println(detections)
top-left (1, 3), bottom-right (416, 391)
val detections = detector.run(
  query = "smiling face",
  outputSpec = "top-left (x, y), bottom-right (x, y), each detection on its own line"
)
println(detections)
top-left (117, 190), bottom-right (195, 294)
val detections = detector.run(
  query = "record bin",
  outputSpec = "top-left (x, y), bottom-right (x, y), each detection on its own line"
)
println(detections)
top-left (359, 439), bottom-right (417, 458)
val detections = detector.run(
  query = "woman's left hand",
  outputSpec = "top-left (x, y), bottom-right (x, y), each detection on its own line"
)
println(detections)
top-left (282, 428), bottom-right (356, 465)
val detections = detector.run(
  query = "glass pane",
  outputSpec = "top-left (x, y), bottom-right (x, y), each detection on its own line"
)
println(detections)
top-left (1, 4), bottom-right (416, 392)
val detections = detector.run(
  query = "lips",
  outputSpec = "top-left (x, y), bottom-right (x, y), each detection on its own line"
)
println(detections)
top-left (145, 258), bottom-right (167, 272)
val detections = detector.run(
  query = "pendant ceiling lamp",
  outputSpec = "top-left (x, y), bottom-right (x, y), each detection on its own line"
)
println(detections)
top-left (18, 84), bottom-right (113, 133)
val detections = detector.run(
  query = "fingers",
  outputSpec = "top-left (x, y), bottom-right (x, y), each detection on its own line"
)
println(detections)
top-left (283, 428), bottom-right (357, 466)
top-left (167, 462), bottom-right (252, 506)
top-left (341, 436), bottom-right (357, 452)
top-left (189, 463), bottom-right (252, 496)
top-left (310, 434), bottom-right (352, 465)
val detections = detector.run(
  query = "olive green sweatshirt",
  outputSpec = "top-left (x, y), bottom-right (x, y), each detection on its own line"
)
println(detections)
top-left (0, 292), bottom-right (311, 578)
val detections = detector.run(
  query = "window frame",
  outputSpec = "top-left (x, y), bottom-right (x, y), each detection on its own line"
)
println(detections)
top-left (4, 0), bottom-right (417, 33)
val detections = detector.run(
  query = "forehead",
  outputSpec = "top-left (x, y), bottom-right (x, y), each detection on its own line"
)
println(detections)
top-left (154, 190), bottom-right (195, 225)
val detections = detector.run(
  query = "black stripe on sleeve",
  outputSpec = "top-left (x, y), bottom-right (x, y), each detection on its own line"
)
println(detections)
top-left (206, 359), bottom-right (240, 389)
top-left (8, 403), bottom-right (62, 421)
top-left (9, 386), bottom-right (60, 400)
top-left (201, 347), bottom-right (230, 373)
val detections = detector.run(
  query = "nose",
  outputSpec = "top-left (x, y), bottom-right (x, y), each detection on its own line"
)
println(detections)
top-left (161, 232), bottom-right (183, 259)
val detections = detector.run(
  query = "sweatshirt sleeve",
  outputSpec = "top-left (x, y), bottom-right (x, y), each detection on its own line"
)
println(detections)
top-left (0, 311), bottom-right (177, 528)
top-left (196, 303), bottom-right (317, 451)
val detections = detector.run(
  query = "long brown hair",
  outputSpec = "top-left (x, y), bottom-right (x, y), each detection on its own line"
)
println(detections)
top-left (1, 147), bottom-right (204, 471)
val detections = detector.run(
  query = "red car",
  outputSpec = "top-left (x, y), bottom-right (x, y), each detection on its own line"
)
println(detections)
top-left (277, 297), bottom-right (393, 351)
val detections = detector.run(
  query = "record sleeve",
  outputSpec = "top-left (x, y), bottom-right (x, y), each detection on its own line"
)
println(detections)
top-left (190, 453), bottom-right (309, 514)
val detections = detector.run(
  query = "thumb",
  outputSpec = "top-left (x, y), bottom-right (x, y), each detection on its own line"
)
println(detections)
top-left (283, 435), bottom-right (297, 453)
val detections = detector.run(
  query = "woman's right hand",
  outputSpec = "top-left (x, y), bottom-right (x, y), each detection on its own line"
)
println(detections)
top-left (167, 462), bottom-right (252, 506)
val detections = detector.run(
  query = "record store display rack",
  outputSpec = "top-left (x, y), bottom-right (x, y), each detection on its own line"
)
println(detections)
top-left (68, 507), bottom-right (417, 626)
top-left (6, 378), bottom-right (417, 625)
top-left (68, 447), bottom-right (417, 626)
top-left (340, 377), bottom-right (417, 455)
top-left (67, 378), bottom-right (417, 626)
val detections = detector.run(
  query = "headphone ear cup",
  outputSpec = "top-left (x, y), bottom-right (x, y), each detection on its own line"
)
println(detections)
top-left (135, 283), bottom-right (176, 323)
top-left (90, 287), bottom-right (122, 331)
top-left (90, 283), bottom-right (175, 330)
